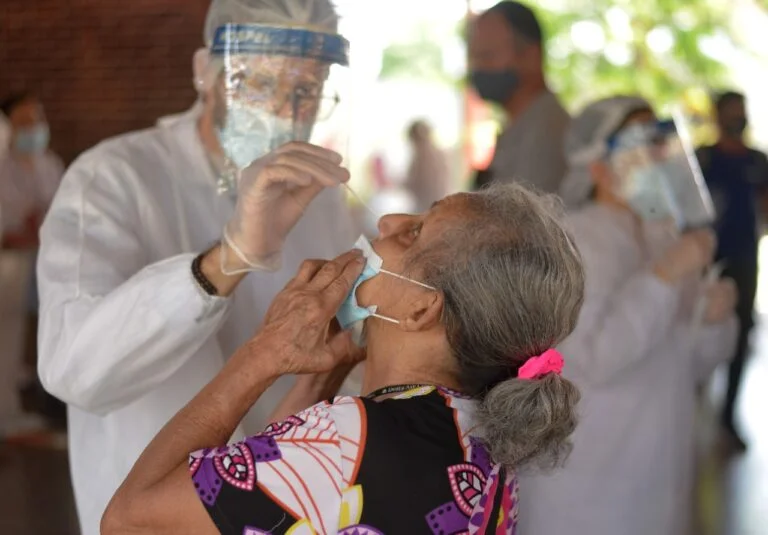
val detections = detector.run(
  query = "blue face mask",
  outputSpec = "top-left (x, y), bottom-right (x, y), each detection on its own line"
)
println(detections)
top-left (336, 235), bottom-right (435, 346)
top-left (216, 103), bottom-right (297, 169)
top-left (14, 124), bottom-right (50, 155)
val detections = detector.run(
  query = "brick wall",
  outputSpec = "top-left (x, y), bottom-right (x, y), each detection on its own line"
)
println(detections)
top-left (0, 0), bottom-right (210, 164)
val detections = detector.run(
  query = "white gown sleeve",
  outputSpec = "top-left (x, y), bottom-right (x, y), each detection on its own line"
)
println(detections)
top-left (561, 235), bottom-right (681, 387)
top-left (37, 158), bottom-right (230, 416)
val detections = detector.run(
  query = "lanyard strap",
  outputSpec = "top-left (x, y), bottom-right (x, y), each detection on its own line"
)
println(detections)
top-left (365, 384), bottom-right (432, 399)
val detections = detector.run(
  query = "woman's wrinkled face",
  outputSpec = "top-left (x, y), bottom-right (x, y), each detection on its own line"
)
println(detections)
top-left (356, 193), bottom-right (472, 319)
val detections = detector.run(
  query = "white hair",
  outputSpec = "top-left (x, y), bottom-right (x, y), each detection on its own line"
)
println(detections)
top-left (405, 184), bottom-right (585, 471)
top-left (204, 0), bottom-right (340, 44)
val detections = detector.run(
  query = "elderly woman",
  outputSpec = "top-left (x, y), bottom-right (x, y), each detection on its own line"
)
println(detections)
top-left (518, 97), bottom-right (738, 535)
top-left (102, 184), bottom-right (584, 534)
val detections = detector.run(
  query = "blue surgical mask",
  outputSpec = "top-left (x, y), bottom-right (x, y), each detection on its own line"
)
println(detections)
top-left (14, 123), bottom-right (50, 155)
top-left (336, 235), bottom-right (435, 346)
top-left (470, 69), bottom-right (521, 105)
top-left (216, 103), bottom-right (296, 169)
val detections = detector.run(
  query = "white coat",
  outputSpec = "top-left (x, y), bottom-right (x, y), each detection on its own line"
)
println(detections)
top-left (518, 204), bottom-right (737, 535)
top-left (37, 116), bottom-right (356, 535)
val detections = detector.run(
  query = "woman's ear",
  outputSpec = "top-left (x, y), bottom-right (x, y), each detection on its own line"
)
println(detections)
top-left (400, 292), bottom-right (443, 333)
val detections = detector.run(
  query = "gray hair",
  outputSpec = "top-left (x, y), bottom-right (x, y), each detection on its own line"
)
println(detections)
top-left (406, 184), bottom-right (584, 471)
top-left (204, 0), bottom-right (340, 44)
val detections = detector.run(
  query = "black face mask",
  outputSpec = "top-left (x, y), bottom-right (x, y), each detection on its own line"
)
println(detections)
top-left (724, 117), bottom-right (747, 138)
top-left (470, 69), bottom-right (521, 105)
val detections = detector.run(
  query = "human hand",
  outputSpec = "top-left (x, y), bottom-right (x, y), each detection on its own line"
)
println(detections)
top-left (266, 320), bottom-right (366, 423)
top-left (248, 250), bottom-right (365, 376)
top-left (223, 142), bottom-right (350, 272)
top-left (289, 318), bottom-right (366, 393)
top-left (704, 277), bottom-right (738, 324)
top-left (653, 228), bottom-right (716, 284)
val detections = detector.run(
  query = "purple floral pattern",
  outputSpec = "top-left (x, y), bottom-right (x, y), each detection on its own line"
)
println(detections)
top-left (189, 436), bottom-right (284, 506)
top-left (426, 437), bottom-right (517, 535)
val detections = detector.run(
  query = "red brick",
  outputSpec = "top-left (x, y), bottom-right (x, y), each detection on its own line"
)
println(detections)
top-left (0, 0), bottom-right (209, 164)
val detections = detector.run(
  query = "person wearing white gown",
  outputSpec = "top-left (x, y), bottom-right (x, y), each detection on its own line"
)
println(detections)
top-left (518, 96), bottom-right (739, 535)
top-left (36, 1), bottom-right (357, 533)
top-left (0, 92), bottom-right (63, 437)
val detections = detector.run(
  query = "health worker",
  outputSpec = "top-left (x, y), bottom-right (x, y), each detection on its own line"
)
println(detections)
top-left (36, 1), bottom-right (356, 533)
top-left (518, 96), bottom-right (738, 535)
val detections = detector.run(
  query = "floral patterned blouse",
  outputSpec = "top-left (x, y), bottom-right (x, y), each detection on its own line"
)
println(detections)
top-left (189, 386), bottom-right (519, 534)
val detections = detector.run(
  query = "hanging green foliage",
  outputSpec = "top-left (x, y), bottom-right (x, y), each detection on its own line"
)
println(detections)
top-left (379, 0), bottom-right (740, 114)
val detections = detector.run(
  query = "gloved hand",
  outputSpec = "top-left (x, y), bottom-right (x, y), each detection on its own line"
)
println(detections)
top-left (653, 229), bottom-right (716, 285)
top-left (704, 277), bottom-right (738, 324)
top-left (222, 142), bottom-right (350, 273)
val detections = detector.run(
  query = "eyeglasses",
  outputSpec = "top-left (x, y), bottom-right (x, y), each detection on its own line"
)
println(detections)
top-left (225, 70), bottom-right (340, 122)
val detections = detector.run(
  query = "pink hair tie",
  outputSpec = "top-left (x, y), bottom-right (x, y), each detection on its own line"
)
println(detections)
top-left (517, 349), bottom-right (564, 380)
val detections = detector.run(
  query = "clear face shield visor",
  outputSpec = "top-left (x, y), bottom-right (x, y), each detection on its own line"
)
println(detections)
top-left (209, 23), bottom-right (350, 193)
top-left (608, 114), bottom-right (715, 230)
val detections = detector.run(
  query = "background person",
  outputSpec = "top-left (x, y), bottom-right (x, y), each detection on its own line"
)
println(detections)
top-left (467, 1), bottom-right (570, 193)
top-left (404, 119), bottom-right (450, 212)
top-left (518, 96), bottom-right (738, 535)
top-left (0, 92), bottom-right (64, 438)
top-left (696, 90), bottom-right (768, 450)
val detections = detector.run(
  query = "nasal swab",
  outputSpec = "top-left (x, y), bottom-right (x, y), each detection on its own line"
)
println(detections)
top-left (344, 182), bottom-right (379, 218)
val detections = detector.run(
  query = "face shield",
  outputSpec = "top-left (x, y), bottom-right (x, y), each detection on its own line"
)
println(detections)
top-left (209, 23), bottom-right (350, 193)
top-left (607, 114), bottom-right (715, 230)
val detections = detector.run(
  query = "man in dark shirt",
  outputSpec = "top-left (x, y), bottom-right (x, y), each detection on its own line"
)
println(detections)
top-left (698, 91), bottom-right (768, 450)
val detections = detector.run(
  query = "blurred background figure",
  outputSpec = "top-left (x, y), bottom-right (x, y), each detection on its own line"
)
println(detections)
top-left (467, 1), bottom-right (570, 192)
top-left (0, 93), bottom-right (62, 250)
top-left (0, 92), bottom-right (64, 441)
top-left (697, 91), bottom-right (768, 451)
top-left (519, 96), bottom-right (737, 535)
top-left (404, 119), bottom-right (450, 212)
top-left (361, 153), bottom-right (416, 237)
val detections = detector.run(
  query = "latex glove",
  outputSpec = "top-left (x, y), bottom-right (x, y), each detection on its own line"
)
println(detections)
top-left (653, 228), bottom-right (716, 285)
top-left (704, 278), bottom-right (738, 325)
top-left (222, 142), bottom-right (350, 273)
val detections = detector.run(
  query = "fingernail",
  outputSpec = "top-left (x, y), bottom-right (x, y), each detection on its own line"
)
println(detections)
top-left (352, 248), bottom-right (363, 255)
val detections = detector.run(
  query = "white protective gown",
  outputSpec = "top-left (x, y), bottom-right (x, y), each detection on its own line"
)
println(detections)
top-left (518, 204), bottom-right (737, 535)
top-left (37, 116), bottom-right (356, 535)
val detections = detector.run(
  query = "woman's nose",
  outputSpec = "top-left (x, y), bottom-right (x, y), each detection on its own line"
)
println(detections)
top-left (377, 214), bottom-right (414, 238)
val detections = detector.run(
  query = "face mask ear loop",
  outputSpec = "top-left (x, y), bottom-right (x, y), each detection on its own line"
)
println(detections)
top-left (378, 268), bottom-right (436, 291)
top-left (371, 313), bottom-right (399, 324)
